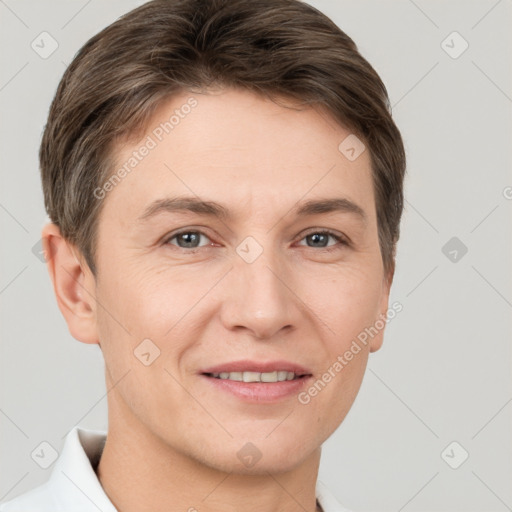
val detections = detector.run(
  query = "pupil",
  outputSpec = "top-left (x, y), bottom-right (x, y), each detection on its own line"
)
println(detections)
top-left (310, 233), bottom-right (327, 247)
top-left (181, 232), bottom-right (199, 247)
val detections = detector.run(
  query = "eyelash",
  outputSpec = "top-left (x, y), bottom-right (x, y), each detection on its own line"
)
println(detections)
top-left (163, 229), bottom-right (349, 253)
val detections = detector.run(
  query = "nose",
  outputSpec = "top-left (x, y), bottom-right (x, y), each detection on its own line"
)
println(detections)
top-left (219, 244), bottom-right (302, 340)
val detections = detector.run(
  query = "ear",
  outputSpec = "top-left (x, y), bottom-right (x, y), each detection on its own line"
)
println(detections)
top-left (41, 222), bottom-right (99, 345)
top-left (369, 261), bottom-right (395, 353)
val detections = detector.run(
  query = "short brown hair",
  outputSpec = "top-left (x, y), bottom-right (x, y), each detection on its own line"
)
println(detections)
top-left (40, 0), bottom-right (406, 277)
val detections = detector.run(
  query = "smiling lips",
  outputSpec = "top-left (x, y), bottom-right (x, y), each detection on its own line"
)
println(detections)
top-left (200, 359), bottom-right (313, 402)
top-left (201, 363), bottom-right (312, 405)
top-left (207, 370), bottom-right (303, 382)
top-left (200, 359), bottom-right (312, 382)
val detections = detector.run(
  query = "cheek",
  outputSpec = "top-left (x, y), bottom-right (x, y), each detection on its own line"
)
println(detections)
top-left (96, 255), bottom-right (198, 335)
top-left (290, 265), bottom-right (382, 417)
top-left (94, 262), bottom-right (211, 384)
top-left (304, 265), bottom-right (384, 344)
top-left (93, 271), bottom-right (192, 421)
top-left (298, 339), bottom-right (370, 447)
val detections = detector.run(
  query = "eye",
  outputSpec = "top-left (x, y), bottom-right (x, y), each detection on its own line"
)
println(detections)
top-left (296, 230), bottom-right (348, 252)
top-left (164, 230), bottom-right (212, 250)
top-left (163, 228), bottom-right (349, 253)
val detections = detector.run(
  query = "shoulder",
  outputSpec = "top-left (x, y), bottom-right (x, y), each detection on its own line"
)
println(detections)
top-left (316, 480), bottom-right (355, 512)
top-left (0, 426), bottom-right (110, 512)
top-left (0, 481), bottom-right (60, 511)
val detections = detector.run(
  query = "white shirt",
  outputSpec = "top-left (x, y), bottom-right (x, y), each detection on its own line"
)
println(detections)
top-left (0, 427), bottom-right (353, 512)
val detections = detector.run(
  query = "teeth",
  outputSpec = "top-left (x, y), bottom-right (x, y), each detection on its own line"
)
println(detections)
top-left (243, 371), bottom-right (262, 382)
top-left (211, 371), bottom-right (300, 382)
top-left (278, 371), bottom-right (288, 381)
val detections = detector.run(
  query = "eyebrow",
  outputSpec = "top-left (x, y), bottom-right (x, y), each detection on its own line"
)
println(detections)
top-left (138, 196), bottom-right (367, 224)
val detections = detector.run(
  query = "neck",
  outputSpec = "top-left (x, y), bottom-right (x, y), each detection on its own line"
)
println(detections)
top-left (96, 386), bottom-right (322, 512)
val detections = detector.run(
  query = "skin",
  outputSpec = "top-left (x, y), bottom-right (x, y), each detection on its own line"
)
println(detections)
top-left (43, 87), bottom-right (394, 512)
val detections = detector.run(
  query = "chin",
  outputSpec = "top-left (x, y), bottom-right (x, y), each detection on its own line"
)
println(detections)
top-left (196, 434), bottom-right (317, 475)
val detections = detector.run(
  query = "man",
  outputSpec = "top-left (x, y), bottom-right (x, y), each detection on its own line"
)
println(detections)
top-left (0, 0), bottom-right (406, 510)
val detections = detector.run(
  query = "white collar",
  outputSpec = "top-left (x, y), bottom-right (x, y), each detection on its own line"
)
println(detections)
top-left (0, 426), bottom-right (352, 512)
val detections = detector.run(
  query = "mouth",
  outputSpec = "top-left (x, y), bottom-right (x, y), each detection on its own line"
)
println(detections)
top-left (198, 360), bottom-right (313, 402)
top-left (199, 364), bottom-right (313, 402)
top-left (202, 371), bottom-right (310, 382)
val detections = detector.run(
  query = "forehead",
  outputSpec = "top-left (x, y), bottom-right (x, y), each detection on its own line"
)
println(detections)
top-left (103, 87), bottom-right (375, 224)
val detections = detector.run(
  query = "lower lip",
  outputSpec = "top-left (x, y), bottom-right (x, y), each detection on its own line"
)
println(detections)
top-left (200, 374), bottom-right (312, 403)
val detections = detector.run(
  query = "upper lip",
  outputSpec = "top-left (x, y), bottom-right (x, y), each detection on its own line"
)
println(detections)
top-left (201, 360), bottom-right (312, 376)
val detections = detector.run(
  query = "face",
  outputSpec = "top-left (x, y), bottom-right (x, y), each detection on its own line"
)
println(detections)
top-left (87, 87), bottom-right (391, 474)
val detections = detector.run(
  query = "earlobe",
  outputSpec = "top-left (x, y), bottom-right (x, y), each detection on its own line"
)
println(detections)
top-left (42, 223), bottom-right (99, 345)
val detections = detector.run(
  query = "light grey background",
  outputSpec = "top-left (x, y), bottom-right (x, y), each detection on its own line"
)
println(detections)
top-left (1, 1), bottom-right (511, 511)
